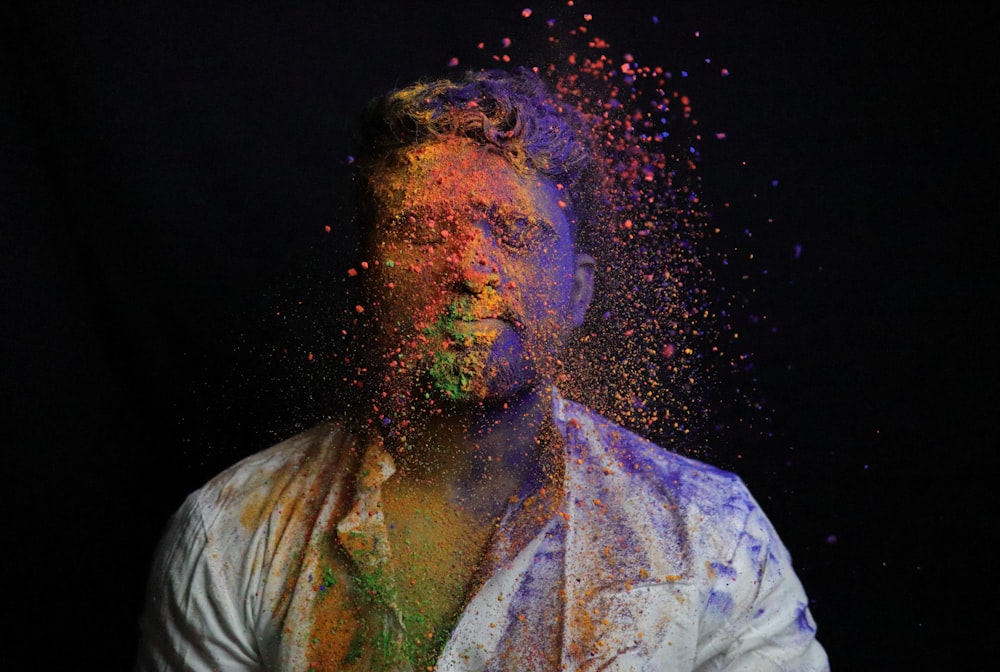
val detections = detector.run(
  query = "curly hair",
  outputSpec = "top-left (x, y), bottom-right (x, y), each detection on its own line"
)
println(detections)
top-left (354, 67), bottom-right (607, 249)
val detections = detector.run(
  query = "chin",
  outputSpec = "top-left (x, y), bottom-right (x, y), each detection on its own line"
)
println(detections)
top-left (423, 343), bottom-right (536, 407)
top-left (482, 354), bottom-right (539, 400)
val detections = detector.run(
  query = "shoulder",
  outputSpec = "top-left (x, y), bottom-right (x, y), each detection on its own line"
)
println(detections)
top-left (552, 393), bottom-right (752, 518)
top-left (553, 393), bottom-right (769, 580)
top-left (157, 420), bottom-right (363, 614)
top-left (188, 422), bottom-right (358, 533)
top-left (552, 392), bottom-right (790, 586)
top-left (137, 423), bottom-right (361, 670)
top-left (552, 393), bottom-right (828, 670)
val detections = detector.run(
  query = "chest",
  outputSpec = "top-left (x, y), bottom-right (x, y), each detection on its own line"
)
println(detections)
top-left (379, 482), bottom-right (496, 657)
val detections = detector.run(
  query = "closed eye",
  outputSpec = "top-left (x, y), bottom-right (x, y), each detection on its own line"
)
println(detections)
top-left (490, 216), bottom-right (554, 251)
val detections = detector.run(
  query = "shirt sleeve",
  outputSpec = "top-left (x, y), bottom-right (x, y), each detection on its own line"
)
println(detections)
top-left (136, 492), bottom-right (262, 672)
top-left (694, 487), bottom-right (830, 672)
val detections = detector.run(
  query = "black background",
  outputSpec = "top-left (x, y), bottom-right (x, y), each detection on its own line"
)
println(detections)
top-left (3, 2), bottom-right (995, 669)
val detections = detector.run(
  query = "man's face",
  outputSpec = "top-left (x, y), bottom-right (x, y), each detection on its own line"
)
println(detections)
top-left (365, 137), bottom-right (591, 405)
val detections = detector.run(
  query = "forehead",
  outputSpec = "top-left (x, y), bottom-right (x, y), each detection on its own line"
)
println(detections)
top-left (367, 138), bottom-right (567, 225)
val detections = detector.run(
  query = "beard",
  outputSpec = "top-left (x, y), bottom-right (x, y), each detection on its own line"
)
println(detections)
top-left (422, 317), bottom-right (537, 404)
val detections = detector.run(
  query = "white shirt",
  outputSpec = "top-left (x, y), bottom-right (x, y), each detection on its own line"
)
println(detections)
top-left (137, 390), bottom-right (829, 671)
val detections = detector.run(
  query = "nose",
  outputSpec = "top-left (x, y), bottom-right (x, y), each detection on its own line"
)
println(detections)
top-left (464, 266), bottom-right (500, 294)
top-left (460, 224), bottom-right (501, 294)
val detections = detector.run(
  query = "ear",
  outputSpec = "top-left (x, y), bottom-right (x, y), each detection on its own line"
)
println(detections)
top-left (570, 253), bottom-right (595, 327)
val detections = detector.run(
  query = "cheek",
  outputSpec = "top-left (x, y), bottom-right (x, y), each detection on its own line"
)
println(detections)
top-left (370, 254), bottom-right (460, 330)
top-left (517, 258), bottom-right (574, 318)
top-left (373, 237), bottom-right (454, 285)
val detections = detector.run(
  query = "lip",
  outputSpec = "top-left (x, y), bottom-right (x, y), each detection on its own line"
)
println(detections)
top-left (438, 295), bottom-right (524, 335)
top-left (466, 317), bottom-right (510, 330)
top-left (449, 317), bottom-right (513, 335)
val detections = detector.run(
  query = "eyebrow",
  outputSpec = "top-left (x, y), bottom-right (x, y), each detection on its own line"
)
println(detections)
top-left (482, 205), bottom-right (556, 233)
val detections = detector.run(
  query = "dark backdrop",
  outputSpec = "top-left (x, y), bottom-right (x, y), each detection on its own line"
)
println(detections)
top-left (3, 2), bottom-right (994, 669)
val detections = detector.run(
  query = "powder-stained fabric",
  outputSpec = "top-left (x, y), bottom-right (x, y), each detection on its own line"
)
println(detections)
top-left (136, 390), bottom-right (829, 671)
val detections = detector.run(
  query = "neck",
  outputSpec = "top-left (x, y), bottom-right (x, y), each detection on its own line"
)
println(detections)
top-left (371, 383), bottom-right (556, 516)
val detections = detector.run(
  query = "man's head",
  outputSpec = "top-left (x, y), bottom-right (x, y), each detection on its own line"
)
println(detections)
top-left (356, 68), bottom-right (604, 248)
top-left (353, 69), bottom-right (601, 405)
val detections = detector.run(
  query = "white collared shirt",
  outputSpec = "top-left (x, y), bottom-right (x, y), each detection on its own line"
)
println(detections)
top-left (137, 390), bottom-right (829, 671)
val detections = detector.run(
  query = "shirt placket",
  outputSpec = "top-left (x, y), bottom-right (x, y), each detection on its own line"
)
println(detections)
top-left (334, 437), bottom-right (411, 667)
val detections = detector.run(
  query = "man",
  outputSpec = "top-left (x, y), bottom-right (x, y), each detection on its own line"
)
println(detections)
top-left (137, 69), bottom-right (829, 671)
